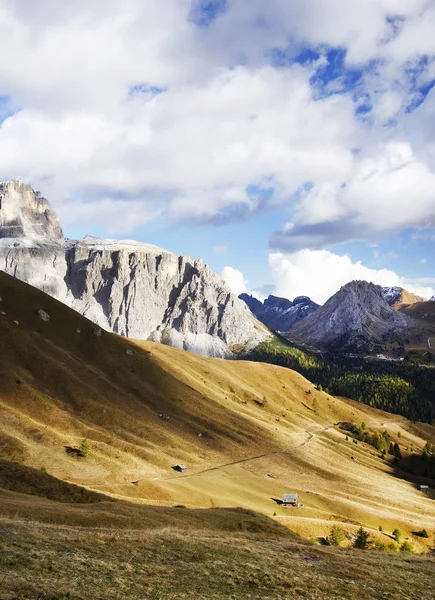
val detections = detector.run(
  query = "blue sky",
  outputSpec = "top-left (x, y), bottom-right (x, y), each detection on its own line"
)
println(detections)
top-left (1, 0), bottom-right (435, 302)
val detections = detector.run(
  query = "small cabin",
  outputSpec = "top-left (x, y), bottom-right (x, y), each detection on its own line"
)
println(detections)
top-left (172, 464), bottom-right (187, 473)
top-left (282, 493), bottom-right (299, 507)
top-left (420, 484), bottom-right (429, 492)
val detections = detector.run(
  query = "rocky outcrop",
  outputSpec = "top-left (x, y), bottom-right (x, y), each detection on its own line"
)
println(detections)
top-left (239, 293), bottom-right (319, 332)
top-left (0, 181), bottom-right (269, 357)
top-left (0, 180), bottom-right (62, 239)
top-left (289, 280), bottom-right (412, 351)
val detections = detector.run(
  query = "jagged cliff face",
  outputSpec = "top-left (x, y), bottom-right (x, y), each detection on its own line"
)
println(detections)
top-left (0, 181), bottom-right (269, 356)
top-left (0, 180), bottom-right (63, 239)
top-left (289, 280), bottom-right (411, 351)
top-left (239, 293), bottom-right (319, 332)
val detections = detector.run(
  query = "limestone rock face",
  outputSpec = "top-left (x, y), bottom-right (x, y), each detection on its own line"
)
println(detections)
top-left (0, 182), bottom-right (269, 357)
top-left (289, 280), bottom-right (411, 351)
top-left (0, 180), bottom-right (63, 239)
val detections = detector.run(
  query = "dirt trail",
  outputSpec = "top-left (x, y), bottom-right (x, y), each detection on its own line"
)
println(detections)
top-left (89, 424), bottom-right (336, 489)
top-left (159, 424), bottom-right (335, 482)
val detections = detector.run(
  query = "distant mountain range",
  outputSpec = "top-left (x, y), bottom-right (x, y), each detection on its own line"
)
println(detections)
top-left (239, 293), bottom-right (319, 331)
top-left (241, 282), bottom-right (432, 353)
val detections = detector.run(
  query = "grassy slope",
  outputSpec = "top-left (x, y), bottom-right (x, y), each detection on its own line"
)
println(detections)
top-left (1, 517), bottom-right (435, 600)
top-left (0, 270), bottom-right (435, 543)
top-left (0, 271), bottom-right (435, 598)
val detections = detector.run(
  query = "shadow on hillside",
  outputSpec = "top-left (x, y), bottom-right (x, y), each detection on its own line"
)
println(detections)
top-left (390, 453), bottom-right (435, 498)
top-left (0, 460), bottom-right (300, 539)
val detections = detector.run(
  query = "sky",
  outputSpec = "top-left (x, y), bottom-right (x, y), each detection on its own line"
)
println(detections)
top-left (1, 0), bottom-right (435, 304)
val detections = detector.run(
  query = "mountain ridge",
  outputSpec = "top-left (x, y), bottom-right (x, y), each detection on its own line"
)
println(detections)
top-left (239, 293), bottom-right (319, 331)
top-left (289, 280), bottom-right (413, 351)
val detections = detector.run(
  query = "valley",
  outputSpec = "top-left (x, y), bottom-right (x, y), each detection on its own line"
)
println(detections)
top-left (0, 258), bottom-right (434, 597)
top-left (0, 270), bottom-right (434, 541)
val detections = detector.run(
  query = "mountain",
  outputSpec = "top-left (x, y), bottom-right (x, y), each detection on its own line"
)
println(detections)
top-left (0, 179), bottom-right (63, 239)
top-left (289, 280), bottom-right (412, 351)
top-left (382, 286), bottom-right (425, 309)
top-left (0, 180), bottom-right (269, 356)
top-left (431, 295), bottom-right (435, 301)
top-left (239, 293), bottom-right (319, 331)
top-left (0, 269), bottom-right (434, 547)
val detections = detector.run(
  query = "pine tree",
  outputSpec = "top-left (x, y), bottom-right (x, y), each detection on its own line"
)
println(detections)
top-left (394, 443), bottom-right (402, 460)
top-left (354, 528), bottom-right (371, 549)
top-left (79, 439), bottom-right (90, 458)
top-left (326, 525), bottom-right (345, 546)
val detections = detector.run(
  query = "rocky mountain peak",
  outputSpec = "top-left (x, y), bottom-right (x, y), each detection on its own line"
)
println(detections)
top-left (0, 180), bottom-right (63, 239)
top-left (263, 295), bottom-right (293, 311)
top-left (293, 296), bottom-right (312, 305)
top-left (289, 279), bottom-right (410, 351)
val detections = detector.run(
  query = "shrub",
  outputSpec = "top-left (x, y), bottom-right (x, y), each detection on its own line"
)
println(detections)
top-left (326, 525), bottom-right (345, 546)
top-left (415, 529), bottom-right (429, 539)
top-left (392, 528), bottom-right (401, 543)
top-left (400, 540), bottom-right (414, 553)
top-left (374, 540), bottom-right (387, 551)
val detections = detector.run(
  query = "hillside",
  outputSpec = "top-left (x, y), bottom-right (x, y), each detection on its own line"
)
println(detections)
top-left (1, 270), bottom-right (435, 597)
top-left (1, 510), bottom-right (435, 600)
top-left (0, 270), bottom-right (434, 545)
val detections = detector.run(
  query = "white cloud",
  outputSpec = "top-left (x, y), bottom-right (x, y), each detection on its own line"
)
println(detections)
top-left (269, 249), bottom-right (435, 304)
top-left (212, 244), bottom-right (228, 254)
top-left (221, 266), bottom-right (248, 296)
top-left (0, 0), bottom-right (434, 249)
top-left (275, 139), bottom-right (435, 251)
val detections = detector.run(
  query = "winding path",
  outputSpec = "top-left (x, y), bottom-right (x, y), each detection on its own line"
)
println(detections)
top-left (89, 424), bottom-right (336, 489)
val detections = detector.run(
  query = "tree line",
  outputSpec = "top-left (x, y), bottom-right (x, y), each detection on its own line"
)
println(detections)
top-left (246, 337), bottom-right (435, 423)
